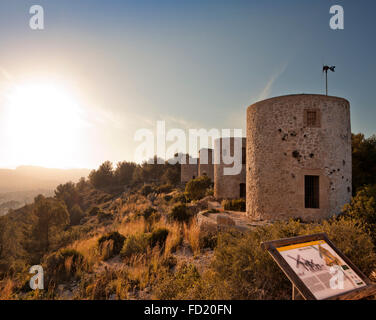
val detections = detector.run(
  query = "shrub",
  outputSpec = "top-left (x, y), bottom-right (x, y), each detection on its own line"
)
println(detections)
top-left (84, 269), bottom-right (129, 300)
top-left (155, 184), bottom-right (173, 194)
top-left (161, 255), bottom-right (177, 270)
top-left (205, 187), bottom-right (214, 197)
top-left (70, 204), bottom-right (84, 225)
top-left (120, 228), bottom-right (170, 259)
top-left (97, 211), bottom-right (113, 222)
top-left (140, 184), bottom-right (155, 196)
top-left (99, 194), bottom-right (113, 203)
top-left (222, 199), bottom-right (246, 212)
top-left (142, 207), bottom-right (161, 232)
top-left (170, 192), bottom-right (187, 204)
top-left (342, 184), bottom-right (376, 243)
top-left (185, 176), bottom-right (212, 201)
top-left (43, 249), bottom-right (88, 284)
top-left (121, 233), bottom-right (151, 259)
top-left (150, 228), bottom-right (169, 248)
top-left (154, 263), bottom-right (201, 299)
top-left (143, 207), bottom-right (159, 221)
top-left (168, 203), bottom-right (192, 223)
top-left (352, 133), bottom-right (376, 193)
top-left (163, 194), bottom-right (173, 202)
top-left (199, 231), bottom-right (218, 250)
top-left (85, 274), bottom-right (113, 300)
top-left (97, 232), bottom-right (126, 260)
top-left (89, 206), bottom-right (100, 216)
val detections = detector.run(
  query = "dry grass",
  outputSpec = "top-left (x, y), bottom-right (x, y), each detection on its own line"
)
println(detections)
top-left (126, 246), bottom-right (165, 290)
top-left (118, 217), bottom-right (147, 236)
top-left (119, 194), bottom-right (150, 217)
top-left (164, 222), bottom-right (183, 256)
top-left (184, 220), bottom-right (201, 256)
top-left (64, 255), bottom-right (74, 274)
top-left (68, 235), bottom-right (101, 266)
top-left (51, 191), bottom-right (202, 299)
top-left (0, 278), bottom-right (14, 300)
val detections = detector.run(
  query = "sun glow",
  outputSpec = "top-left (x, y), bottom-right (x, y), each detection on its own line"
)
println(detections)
top-left (4, 83), bottom-right (86, 168)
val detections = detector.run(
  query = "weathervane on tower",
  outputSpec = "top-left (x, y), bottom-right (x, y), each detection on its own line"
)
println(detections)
top-left (323, 65), bottom-right (335, 96)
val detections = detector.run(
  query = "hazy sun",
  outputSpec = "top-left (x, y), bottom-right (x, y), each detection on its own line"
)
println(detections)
top-left (4, 83), bottom-right (85, 168)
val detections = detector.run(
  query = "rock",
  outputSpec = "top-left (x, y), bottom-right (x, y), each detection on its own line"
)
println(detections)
top-left (60, 290), bottom-right (74, 300)
top-left (216, 214), bottom-right (235, 226)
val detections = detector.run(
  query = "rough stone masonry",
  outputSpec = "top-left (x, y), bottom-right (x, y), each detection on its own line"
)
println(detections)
top-left (246, 94), bottom-right (351, 221)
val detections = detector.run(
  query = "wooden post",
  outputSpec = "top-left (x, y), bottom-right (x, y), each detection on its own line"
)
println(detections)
top-left (292, 284), bottom-right (296, 300)
top-left (292, 284), bottom-right (302, 300)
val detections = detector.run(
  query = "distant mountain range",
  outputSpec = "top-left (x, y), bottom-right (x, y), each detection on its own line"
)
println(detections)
top-left (0, 166), bottom-right (91, 193)
top-left (0, 166), bottom-right (91, 215)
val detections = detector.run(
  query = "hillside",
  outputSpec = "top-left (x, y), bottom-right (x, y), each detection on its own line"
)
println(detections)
top-left (0, 175), bottom-right (376, 300)
top-left (0, 135), bottom-right (375, 300)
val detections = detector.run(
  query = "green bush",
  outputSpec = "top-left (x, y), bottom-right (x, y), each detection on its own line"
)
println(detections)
top-left (222, 199), bottom-right (246, 212)
top-left (342, 184), bottom-right (376, 243)
top-left (154, 263), bottom-right (201, 299)
top-left (150, 228), bottom-right (169, 248)
top-left (185, 176), bottom-right (212, 201)
top-left (120, 228), bottom-right (170, 259)
top-left (170, 192), bottom-right (187, 204)
top-left (98, 232), bottom-right (126, 260)
top-left (120, 233), bottom-right (151, 259)
top-left (43, 249), bottom-right (88, 284)
top-left (168, 203), bottom-right (192, 223)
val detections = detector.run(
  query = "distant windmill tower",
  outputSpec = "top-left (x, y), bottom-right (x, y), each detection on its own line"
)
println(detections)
top-left (323, 65), bottom-right (335, 95)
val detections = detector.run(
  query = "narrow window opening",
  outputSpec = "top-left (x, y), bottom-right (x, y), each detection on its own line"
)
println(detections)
top-left (239, 183), bottom-right (246, 198)
top-left (305, 175), bottom-right (319, 208)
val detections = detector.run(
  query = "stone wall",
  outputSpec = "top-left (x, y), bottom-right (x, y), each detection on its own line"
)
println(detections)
top-left (180, 155), bottom-right (198, 183)
top-left (198, 148), bottom-right (214, 183)
top-left (246, 94), bottom-right (352, 221)
top-left (214, 137), bottom-right (246, 199)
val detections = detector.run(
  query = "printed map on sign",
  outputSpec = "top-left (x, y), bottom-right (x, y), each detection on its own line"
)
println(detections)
top-left (277, 240), bottom-right (366, 299)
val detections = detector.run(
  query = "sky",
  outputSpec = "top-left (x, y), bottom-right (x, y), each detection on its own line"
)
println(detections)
top-left (0, 0), bottom-right (375, 169)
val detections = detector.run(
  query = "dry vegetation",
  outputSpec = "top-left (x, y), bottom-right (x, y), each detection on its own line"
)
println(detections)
top-left (2, 181), bottom-right (376, 300)
top-left (1, 135), bottom-right (376, 300)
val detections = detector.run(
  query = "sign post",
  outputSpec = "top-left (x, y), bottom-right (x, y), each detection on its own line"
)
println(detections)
top-left (262, 233), bottom-right (376, 300)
